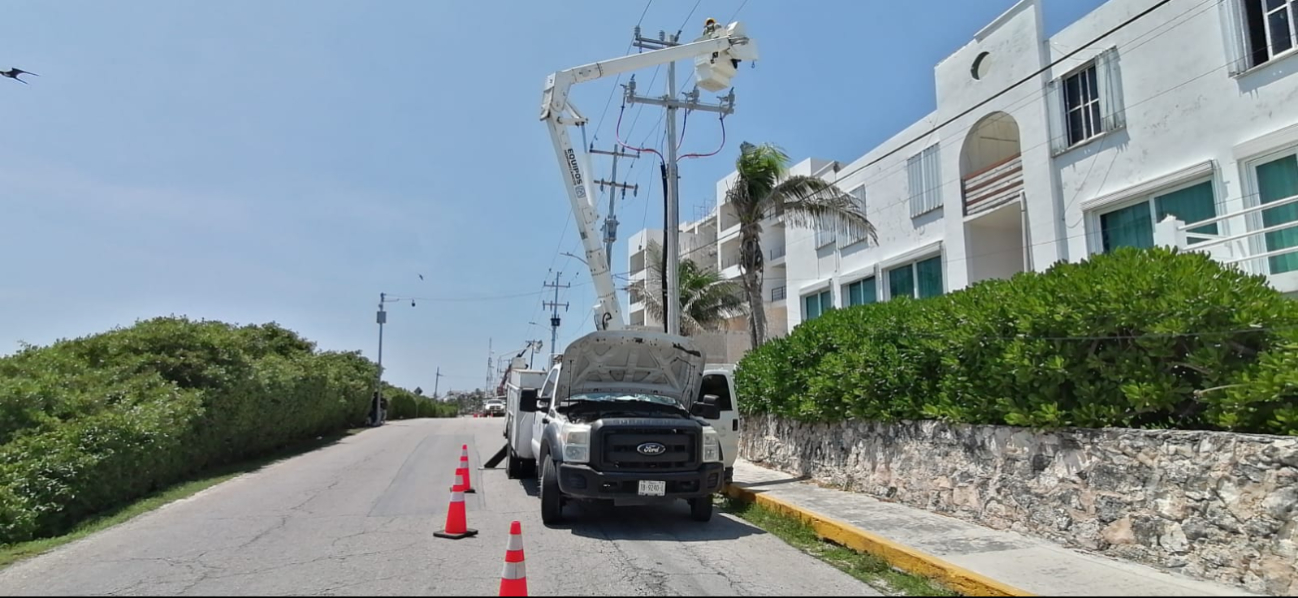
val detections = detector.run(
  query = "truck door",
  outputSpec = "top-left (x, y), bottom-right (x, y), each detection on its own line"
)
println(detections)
top-left (699, 371), bottom-right (739, 468)
top-left (531, 365), bottom-right (560, 461)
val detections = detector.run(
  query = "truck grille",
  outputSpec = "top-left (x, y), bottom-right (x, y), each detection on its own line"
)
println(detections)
top-left (598, 427), bottom-right (698, 473)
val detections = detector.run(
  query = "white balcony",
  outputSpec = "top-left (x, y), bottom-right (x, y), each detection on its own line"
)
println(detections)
top-left (1155, 192), bottom-right (1298, 294)
top-left (962, 154), bottom-right (1024, 216)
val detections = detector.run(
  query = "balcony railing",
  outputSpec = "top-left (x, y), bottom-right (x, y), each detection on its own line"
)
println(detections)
top-left (1154, 193), bottom-right (1298, 292)
top-left (769, 245), bottom-right (786, 259)
top-left (721, 254), bottom-right (742, 269)
top-left (962, 154), bottom-right (1024, 216)
top-left (771, 285), bottom-right (787, 301)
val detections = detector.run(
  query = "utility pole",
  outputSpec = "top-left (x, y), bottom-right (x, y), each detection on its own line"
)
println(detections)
top-left (375, 293), bottom-right (388, 426)
top-left (434, 367), bottom-right (445, 400)
top-left (589, 145), bottom-right (640, 260)
top-left (627, 27), bottom-right (738, 336)
top-left (485, 338), bottom-right (494, 395)
top-left (543, 273), bottom-right (570, 360)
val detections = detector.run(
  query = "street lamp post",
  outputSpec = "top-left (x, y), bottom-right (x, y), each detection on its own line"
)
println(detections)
top-left (374, 292), bottom-right (417, 426)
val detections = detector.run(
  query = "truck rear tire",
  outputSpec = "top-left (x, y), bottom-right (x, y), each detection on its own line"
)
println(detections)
top-left (505, 451), bottom-right (520, 480)
top-left (540, 459), bottom-right (564, 525)
top-left (689, 496), bottom-right (714, 522)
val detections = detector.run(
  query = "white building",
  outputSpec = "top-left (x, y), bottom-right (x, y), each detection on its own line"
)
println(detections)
top-left (779, 0), bottom-right (1298, 332)
top-left (626, 212), bottom-right (719, 329)
top-left (713, 157), bottom-right (838, 338)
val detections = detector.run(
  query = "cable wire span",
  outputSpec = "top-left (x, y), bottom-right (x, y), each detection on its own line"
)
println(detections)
top-left (680, 115), bottom-right (726, 160)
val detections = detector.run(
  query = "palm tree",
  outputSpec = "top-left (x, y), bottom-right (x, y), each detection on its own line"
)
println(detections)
top-left (627, 242), bottom-right (746, 336)
top-left (730, 141), bottom-right (875, 347)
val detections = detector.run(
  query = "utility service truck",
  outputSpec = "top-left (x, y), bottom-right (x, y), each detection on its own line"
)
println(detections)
top-left (501, 18), bottom-right (757, 525)
top-left (523, 329), bottom-right (739, 524)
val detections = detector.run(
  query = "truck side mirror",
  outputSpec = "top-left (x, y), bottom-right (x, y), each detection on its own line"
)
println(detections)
top-left (691, 396), bottom-right (721, 419)
top-left (536, 397), bottom-right (551, 411)
top-left (520, 389), bottom-right (540, 412)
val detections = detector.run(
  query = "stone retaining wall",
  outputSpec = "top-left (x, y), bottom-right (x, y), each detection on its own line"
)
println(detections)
top-left (740, 414), bottom-right (1298, 595)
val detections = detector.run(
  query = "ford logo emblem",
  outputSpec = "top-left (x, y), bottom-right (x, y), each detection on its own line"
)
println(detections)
top-left (637, 442), bottom-right (667, 456)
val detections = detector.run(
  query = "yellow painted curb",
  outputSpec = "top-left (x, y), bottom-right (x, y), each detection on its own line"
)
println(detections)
top-left (724, 484), bottom-right (1035, 597)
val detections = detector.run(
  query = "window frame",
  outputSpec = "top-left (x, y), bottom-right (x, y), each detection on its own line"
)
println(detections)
top-left (907, 144), bottom-right (943, 218)
top-left (842, 276), bottom-right (878, 307)
top-left (884, 254), bottom-right (944, 300)
top-left (815, 225), bottom-right (836, 249)
top-left (1241, 0), bottom-right (1298, 68)
top-left (1242, 144), bottom-right (1298, 284)
top-left (841, 185), bottom-right (870, 247)
top-left (1062, 62), bottom-right (1103, 147)
top-left (1087, 177), bottom-right (1220, 255)
top-left (1048, 47), bottom-right (1125, 155)
top-left (801, 288), bottom-right (834, 321)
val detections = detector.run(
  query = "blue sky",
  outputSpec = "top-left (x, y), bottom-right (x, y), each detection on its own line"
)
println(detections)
top-left (1, 0), bottom-right (1106, 393)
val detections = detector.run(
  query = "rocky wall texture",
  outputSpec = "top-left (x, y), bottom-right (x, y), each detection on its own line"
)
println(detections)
top-left (740, 414), bottom-right (1298, 595)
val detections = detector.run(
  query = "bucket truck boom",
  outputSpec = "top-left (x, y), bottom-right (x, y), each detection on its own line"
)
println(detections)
top-left (539, 21), bottom-right (758, 331)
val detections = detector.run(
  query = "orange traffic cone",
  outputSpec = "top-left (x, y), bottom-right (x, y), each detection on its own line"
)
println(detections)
top-left (456, 444), bottom-right (476, 493)
top-left (434, 474), bottom-right (478, 540)
top-left (498, 521), bottom-right (528, 596)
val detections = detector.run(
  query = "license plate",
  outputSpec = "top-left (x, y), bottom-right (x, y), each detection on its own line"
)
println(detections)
top-left (638, 480), bottom-right (666, 496)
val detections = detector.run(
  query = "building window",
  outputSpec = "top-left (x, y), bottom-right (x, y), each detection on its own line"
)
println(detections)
top-left (887, 256), bottom-right (943, 300)
top-left (1255, 152), bottom-right (1298, 274)
top-left (1049, 48), bottom-right (1124, 154)
top-left (1097, 180), bottom-right (1218, 253)
top-left (802, 289), bottom-right (833, 321)
top-left (1243, 0), bottom-right (1297, 68)
top-left (1063, 64), bottom-right (1102, 147)
top-left (907, 144), bottom-right (942, 217)
top-left (815, 226), bottom-right (836, 249)
top-left (841, 186), bottom-right (869, 246)
top-left (843, 277), bottom-right (877, 307)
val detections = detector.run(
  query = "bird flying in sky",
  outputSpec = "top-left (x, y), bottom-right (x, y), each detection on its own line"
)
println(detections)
top-left (1, 68), bottom-right (38, 84)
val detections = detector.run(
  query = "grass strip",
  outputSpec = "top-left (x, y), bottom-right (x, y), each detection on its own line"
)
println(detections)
top-left (722, 497), bottom-right (958, 596)
top-left (0, 427), bottom-right (365, 569)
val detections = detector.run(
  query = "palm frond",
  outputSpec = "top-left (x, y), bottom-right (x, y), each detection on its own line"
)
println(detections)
top-left (773, 175), bottom-right (878, 245)
top-left (628, 241), bottom-right (746, 335)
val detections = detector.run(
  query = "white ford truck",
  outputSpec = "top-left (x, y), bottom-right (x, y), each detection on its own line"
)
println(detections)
top-left (519, 329), bottom-right (740, 524)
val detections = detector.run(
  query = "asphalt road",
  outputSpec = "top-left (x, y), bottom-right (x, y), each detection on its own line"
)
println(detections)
top-left (0, 417), bottom-right (879, 596)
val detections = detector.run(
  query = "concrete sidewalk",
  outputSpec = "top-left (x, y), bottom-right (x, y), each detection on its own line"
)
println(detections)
top-left (728, 459), bottom-right (1258, 597)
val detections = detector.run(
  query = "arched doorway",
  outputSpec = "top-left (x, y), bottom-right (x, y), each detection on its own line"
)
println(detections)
top-left (961, 112), bottom-right (1028, 283)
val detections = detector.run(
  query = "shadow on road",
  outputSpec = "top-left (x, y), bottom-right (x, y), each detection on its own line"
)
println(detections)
top-left (555, 500), bottom-right (765, 542)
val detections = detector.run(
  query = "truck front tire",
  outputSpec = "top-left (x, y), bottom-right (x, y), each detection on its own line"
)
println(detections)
top-left (689, 496), bottom-right (714, 522)
top-left (540, 459), bottom-right (564, 525)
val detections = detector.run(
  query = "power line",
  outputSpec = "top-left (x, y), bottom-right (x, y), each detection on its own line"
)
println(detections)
top-left (591, 0), bottom-right (655, 143)
top-left (718, 21), bottom-right (1248, 265)
top-left (816, 0), bottom-right (1209, 209)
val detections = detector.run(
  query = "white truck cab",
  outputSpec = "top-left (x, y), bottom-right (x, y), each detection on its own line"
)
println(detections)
top-left (521, 329), bottom-right (740, 524)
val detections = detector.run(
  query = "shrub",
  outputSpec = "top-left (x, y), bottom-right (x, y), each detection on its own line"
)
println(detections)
top-left (737, 248), bottom-right (1298, 435)
top-left (0, 317), bottom-right (391, 544)
top-left (383, 384), bottom-right (457, 420)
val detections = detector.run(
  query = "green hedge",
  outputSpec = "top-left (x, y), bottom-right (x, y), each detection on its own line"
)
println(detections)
top-left (0, 317), bottom-right (392, 544)
top-left (737, 248), bottom-right (1298, 435)
top-left (383, 384), bottom-right (458, 420)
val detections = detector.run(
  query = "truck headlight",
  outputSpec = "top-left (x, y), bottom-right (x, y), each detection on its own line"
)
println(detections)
top-left (562, 424), bottom-right (591, 463)
top-left (702, 430), bottom-right (722, 463)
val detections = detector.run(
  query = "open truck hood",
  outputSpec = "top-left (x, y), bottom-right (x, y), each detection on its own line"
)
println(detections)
top-left (557, 330), bottom-right (705, 408)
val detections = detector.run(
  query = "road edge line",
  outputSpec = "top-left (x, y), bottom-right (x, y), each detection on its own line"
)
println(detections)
top-left (723, 484), bottom-right (1035, 597)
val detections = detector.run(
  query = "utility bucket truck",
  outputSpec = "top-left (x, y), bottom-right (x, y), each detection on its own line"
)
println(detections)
top-left (527, 330), bottom-right (739, 524)
top-left (520, 20), bottom-right (756, 524)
